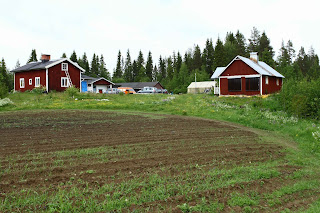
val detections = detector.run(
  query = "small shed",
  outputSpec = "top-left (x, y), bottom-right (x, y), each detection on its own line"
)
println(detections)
top-left (187, 81), bottom-right (216, 94)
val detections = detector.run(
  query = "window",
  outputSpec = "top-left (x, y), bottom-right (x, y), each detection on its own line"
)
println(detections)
top-left (228, 78), bottom-right (241, 91)
top-left (246, 77), bottom-right (259, 91)
top-left (62, 63), bottom-right (68, 71)
top-left (265, 76), bottom-right (269, 85)
top-left (35, 77), bottom-right (40, 87)
top-left (29, 79), bottom-right (32, 85)
top-left (61, 77), bottom-right (68, 87)
top-left (20, 78), bottom-right (25, 88)
top-left (276, 78), bottom-right (279, 86)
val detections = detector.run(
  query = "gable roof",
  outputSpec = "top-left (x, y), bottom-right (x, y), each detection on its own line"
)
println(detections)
top-left (11, 58), bottom-right (85, 73)
top-left (211, 55), bottom-right (284, 79)
top-left (81, 74), bottom-right (114, 85)
top-left (115, 82), bottom-right (163, 89)
top-left (187, 81), bottom-right (216, 89)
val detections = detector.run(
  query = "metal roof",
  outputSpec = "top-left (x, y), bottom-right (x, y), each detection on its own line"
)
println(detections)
top-left (210, 55), bottom-right (284, 79)
top-left (187, 81), bottom-right (216, 89)
top-left (81, 75), bottom-right (114, 85)
top-left (11, 58), bottom-right (85, 73)
top-left (211, 67), bottom-right (226, 79)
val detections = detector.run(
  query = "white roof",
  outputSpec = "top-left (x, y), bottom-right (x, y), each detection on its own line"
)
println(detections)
top-left (211, 55), bottom-right (284, 79)
top-left (187, 81), bottom-right (216, 89)
top-left (211, 67), bottom-right (226, 79)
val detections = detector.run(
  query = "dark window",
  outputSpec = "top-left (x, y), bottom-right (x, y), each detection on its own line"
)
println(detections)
top-left (228, 78), bottom-right (241, 91)
top-left (246, 77), bottom-right (259, 91)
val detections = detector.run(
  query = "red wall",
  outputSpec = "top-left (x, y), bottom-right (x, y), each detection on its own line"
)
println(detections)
top-left (14, 70), bottom-right (46, 92)
top-left (94, 79), bottom-right (112, 85)
top-left (48, 61), bottom-right (81, 92)
top-left (221, 60), bottom-right (258, 76)
top-left (220, 77), bottom-right (260, 95)
top-left (262, 76), bottom-right (282, 94)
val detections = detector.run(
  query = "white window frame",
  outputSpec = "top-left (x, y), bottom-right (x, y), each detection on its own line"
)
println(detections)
top-left (29, 79), bottom-right (32, 85)
top-left (61, 77), bottom-right (69, 87)
top-left (276, 78), bottom-right (279, 86)
top-left (35, 77), bottom-right (40, 87)
top-left (62, 63), bottom-right (68, 71)
top-left (265, 76), bottom-right (269, 85)
top-left (20, 78), bottom-right (25, 88)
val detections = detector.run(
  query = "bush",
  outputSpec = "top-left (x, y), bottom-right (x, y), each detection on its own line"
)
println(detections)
top-left (65, 86), bottom-right (79, 98)
top-left (0, 81), bottom-right (8, 98)
top-left (31, 86), bottom-right (47, 94)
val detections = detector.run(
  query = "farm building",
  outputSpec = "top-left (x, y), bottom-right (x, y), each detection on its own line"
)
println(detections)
top-left (187, 81), bottom-right (217, 94)
top-left (115, 82), bottom-right (164, 92)
top-left (211, 52), bottom-right (284, 96)
top-left (11, 54), bottom-right (84, 92)
top-left (81, 75), bottom-right (114, 93)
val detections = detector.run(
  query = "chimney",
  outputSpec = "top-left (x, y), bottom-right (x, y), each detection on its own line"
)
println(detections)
top-left (41, 54), bottom-right (51, 62)
top-left (250, 52), bottom-right (259, 63)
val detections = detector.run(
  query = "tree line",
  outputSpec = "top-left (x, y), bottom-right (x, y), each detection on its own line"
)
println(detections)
top-left (1, 27), bottom-right (320, 95)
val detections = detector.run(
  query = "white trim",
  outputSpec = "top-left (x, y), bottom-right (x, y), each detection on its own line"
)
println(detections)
top-left (80, 73), bottom-right (82, 92)
top-left (265, 76), bottom-right (269, 85)
top-left (45, 58), bottom-right (85, 72)
top-left (276, 78), bottom-right (279, 86)
top-left (14, 73), bottom-right (16, 91)
top-left (19, 78), bottom-right (25, 88)
top-left (46, 68), bottom-right (49, 92)
top-left (61, 77), bottom-right (69, 87)
top-left (61, 63), bottom-right (68, 71)
top-left (219, 77), bottom-right (221, 96)
top-left (29, 78), bottom-right (32, 85)
top-left (90, 77), bottom-right (115, 85)
top-left (260, 75), bottom-right (263, 95)
top-left (35, 77), bottom-right (40, 87)
top-left (219, 74), bottom-right (260, 79)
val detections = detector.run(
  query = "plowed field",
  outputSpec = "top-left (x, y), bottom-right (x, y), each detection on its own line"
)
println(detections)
top-left (0, 110), bottom-right (318, 212)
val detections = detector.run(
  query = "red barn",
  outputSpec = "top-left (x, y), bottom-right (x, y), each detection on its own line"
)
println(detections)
top-left (11, 54), bottom-right (85, 92)
top-left (211, 53), bottom-right (284, 96)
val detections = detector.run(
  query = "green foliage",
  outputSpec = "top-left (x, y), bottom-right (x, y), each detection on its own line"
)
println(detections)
top-left (0, 80), bottom-right (8, 98)
top-left (27, 49), bottom-right (38, 63)
top-left (64, 86), bottom-right (79, 98)
top-left (31, 86), bottom-right (46, 94)
top-left (278, 78), bottom-right (320, 118)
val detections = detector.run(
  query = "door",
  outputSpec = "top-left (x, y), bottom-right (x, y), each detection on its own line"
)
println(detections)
top-left (99, 89), bottom-right (103, 93)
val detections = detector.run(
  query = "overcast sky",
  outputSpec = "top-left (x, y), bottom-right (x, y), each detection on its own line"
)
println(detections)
top-left (1, 0), bottom-right (319, 72)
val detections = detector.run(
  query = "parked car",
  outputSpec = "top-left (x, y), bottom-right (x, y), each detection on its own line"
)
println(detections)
top-left (137, 87), bottom-right (157, 94)
top-left (105, 88), bottom-right (120, 94)
top-left (156, 88), bottom-right (168, 94)
top-left (118, 87), bottom-right (136, 94)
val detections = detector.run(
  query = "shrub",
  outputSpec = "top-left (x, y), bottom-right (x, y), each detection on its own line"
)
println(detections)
top-left (31, 86), bottom-right (47, 94)
top-left (65, 86), bottom-right (79, 98)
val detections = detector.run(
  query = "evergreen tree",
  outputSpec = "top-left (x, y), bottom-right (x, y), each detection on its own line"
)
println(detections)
top-left (61, 53), bottom-right (67, 58)
top-left (27, 49), bottom-right (38, 63)
top-left (184, 49), bottom-right (193, 73)
top-left (0, 58), bottom-right (9, 95)
top-left (248, 27), bottom-right (260, 53)
top-left (137, 50), bottom-right (145, 73)
top-left (158, 56), bottom-right (166, 81)
top-left (152, 65), bottom-right (158, 82)
top-left (123, 50), bottom-right (133, 82)
top-left (258, 32), bottom-right (274, 59)
top-left (113, 50), bottom-right (123, 79)
top-left (145, 51), bottom-right (153, 81)
top-left (202, 38), bottom-right (215, 74)
top-left (70, 50), bottom-right (77, 63)
top-left (166, 56), bottom-right (174, 80)
top-left (132, 60), bottom-right (138, 81)
top-left (78, 53), bottom-right (90, 75)
top-left (15, 60), bottom-right (21, 69)
top-left (213, 37), bottom-right (226, 70)
top-left (175, 52), bottom-right (182, 74)
top-left (99, 54), bottom-right (110, 79)
top-left (193, 45), bottom-right (202, 71)
top-left (90, 53), bottom-right (99, 77)
top-left (235, 30), bottom-right (247, 56)
top-left (224, 32), bottom-right (237, 63)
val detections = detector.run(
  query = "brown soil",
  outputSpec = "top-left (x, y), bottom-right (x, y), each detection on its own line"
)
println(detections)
top-left (0, 110), bottom-right (315, 212)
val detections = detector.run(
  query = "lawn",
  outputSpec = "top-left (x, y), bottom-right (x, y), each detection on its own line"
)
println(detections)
top-left (0, 92), bottom-right (320, 212)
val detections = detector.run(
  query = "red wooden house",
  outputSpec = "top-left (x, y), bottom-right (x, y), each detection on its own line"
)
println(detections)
top-left (211, 52), bottom-right (284, 96)
top-left (11, 54), bottom-right (85, 92)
